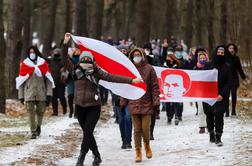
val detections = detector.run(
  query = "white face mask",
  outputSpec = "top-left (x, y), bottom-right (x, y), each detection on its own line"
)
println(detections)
top-left (29, 53), bottom-right (36, 60)
top-left (133, 56), bottom-right (142, 63)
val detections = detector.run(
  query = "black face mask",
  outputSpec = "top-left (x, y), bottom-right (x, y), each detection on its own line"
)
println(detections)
top-left (215, 55), bottom-right (225, 65)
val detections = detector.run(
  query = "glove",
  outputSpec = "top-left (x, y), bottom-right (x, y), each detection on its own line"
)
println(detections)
top-left (46, 96), bottom-right (51, 106)
top-left (154, 105), bottom-right (160, 119)
top-left (20, 99), bottom-right (24, 105)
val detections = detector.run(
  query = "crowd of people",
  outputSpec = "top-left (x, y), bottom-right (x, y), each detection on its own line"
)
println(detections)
top-left (16, 32), bottom-right (246, 166)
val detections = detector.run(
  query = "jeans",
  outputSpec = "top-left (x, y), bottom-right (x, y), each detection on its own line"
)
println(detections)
top-left (115, 106), bottom-right (132, 144)
top-left (166, 102), bottom-right (183, 119)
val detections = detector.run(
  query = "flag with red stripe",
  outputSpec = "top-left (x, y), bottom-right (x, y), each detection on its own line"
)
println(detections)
top-left (154, 66), bottom-right (218, 105)
top-left (71, 34), bottom-right (147, 100)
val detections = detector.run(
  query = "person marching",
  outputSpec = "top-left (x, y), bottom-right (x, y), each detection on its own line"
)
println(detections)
top-left (62, 33), bottom-right (142, 166)
top-left (17, 46), bottom-right (54, 139)
top-left (120, 48), bottom-right (160, 163)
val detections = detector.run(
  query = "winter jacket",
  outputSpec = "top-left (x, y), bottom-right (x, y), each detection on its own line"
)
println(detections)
top-left (48, 56), bottom-right (65, 85)
top-left (120, 48), bottom-right (160, 115)
top-left (204, 45), bottom-right (232, 112)
top-left (226, 54), bottom-right (246, 87)
top-left (18, 73), bottom-right (53, 101)
top-left (62, 44), bottom-right (133, 108)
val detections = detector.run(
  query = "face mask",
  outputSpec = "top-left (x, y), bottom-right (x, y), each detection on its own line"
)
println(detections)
top-left (29, 53), bottom-right (36, 60)
top-left (175, 51), bottom-right (183, 59)
top-left (199, 60), bottom-right (207, 65)
top-left (133, 56), bottom-right (142, 63)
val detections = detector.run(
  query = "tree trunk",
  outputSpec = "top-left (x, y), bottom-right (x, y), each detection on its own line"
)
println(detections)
top-left (41, 0), bottom-right (58, 56)
top-left (205, 0), bottom-right (215, 53)
top-left (195, 0), bottom-right (203, 46)
top-left (75, 0), bottom-right (87, 36)
top-left (220, 0), bottom-right (227, 44)
top-left (0, 0), bottom-right (6, 113)
top-left (65, 0), bottom-right (72, 33)
top-left (184, 0), bottom-right (194, 47)
top-left (89, 0), bottom-right (104, 39)
top-left (135, 0), bottom-right (152, 46)
top-left (5, 0), bottom-right (24, 99)
top-left (164, 0), bottom-right (177, 39)
top-left (21, 0), bottom-right (32, 61)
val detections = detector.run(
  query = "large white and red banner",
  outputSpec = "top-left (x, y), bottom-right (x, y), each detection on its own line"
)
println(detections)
top-left (154, 66), bottom-right (218, 105)
top-left (71, 35), bottom-right (147, 100)
top-left (71, 35), bottom-right (218, 105)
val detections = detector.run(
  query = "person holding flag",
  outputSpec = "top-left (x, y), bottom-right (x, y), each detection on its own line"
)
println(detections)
top-left (62, 33), bottom-right (142, 166)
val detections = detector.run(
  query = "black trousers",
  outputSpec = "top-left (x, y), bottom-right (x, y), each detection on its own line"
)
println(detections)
top-left (75, 105), bottom-right (101, 154)
top-left (68, 94), bottom-right (74, 116)
top-left (150, 111), bottom-right (156, 136)
top-left (226, 85), bottom-right (238, 115)
top-left (166, 102), bottom-right (183, 119)
top-left (52, 84), bottom-right (67, 114)
top-left (204, 107), bottom-right (224, 134)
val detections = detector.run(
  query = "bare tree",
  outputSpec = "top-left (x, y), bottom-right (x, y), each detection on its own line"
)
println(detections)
top-left (41, 0), bottom-right (58, 56)
top-left (5, 0), bottom-right (24, 99)
top-left (65, 0), bottom-right (72, 33)
top-left (0, 0), bottom-right (6, 113)
top-left (21, 0), bottom-right (32, 61)
top-left (75, 0), bottom-right (87, 36)
top-left (220, 0), bottom-right (227, 44)
top-left (135, 0), bottom-right (152, 46)
top-left (89, 0), bottom-right (104, 39)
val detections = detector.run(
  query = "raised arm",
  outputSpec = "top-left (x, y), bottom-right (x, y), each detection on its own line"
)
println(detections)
top-left (62, 33), bottom-right (75, 72)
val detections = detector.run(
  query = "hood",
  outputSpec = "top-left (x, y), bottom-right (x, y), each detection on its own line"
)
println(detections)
top-left (128, 48), bottom-right (147, 65)
top-left (212, 45), bottom-right (228, 66)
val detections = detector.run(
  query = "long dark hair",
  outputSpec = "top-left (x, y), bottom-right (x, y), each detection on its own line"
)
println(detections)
top-left (26, 45), bottom-right (42, 58)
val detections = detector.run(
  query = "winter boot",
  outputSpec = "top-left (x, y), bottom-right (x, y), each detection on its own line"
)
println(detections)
top-left (167, 118), bottom-right (172, 124)
top-left (135, 147), bottom-right (142, 162)
top-left (31, 133), bottom-right (37, 139)
top-left (231, 110), bottom-right (236, 116)
top-left (126, 143), bottom-right (132, 149)
top-left (76, 150), bottom-right (86, 166)
top-left (36, 126), bottom-right (41, 136)
top-left (92, 149), bottom-right (102, 166)
top-left (150, 134), bottom-right (154, 140)
top-left (209, 131), bottom-right (215, 143)
top-left (215, 133), bottom-right (223, 147)
top-left (121, 141), bottom-right (127, 149)
top-left (199, 127), bottom-right (205, 134)
top-left (175, 118), bottom-right (179, 126)
top-left (144, 143), bottom-right (152, 159)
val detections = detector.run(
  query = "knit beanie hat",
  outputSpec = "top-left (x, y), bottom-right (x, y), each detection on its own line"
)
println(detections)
top-left (79, 51), bottom-right (94, 63)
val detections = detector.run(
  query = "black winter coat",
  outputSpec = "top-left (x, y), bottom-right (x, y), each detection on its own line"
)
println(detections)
top-left (226, 55), bottom-right (246, 87)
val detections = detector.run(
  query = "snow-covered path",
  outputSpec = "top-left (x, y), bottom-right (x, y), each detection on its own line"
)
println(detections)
top-left (58, 103), bottom-right (252, 166)
top-left (1, 103), bottom-right (251, 166)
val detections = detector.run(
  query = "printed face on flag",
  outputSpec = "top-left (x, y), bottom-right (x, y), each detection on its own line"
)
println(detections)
top-left (159, 69), bottom-right (191, 100)
top-left (163, 75), bottom-right (186, 98)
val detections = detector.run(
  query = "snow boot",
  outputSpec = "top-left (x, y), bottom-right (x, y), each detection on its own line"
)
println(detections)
top-left (36, 126), bottom-right (41, 136)
top-left (144, 143), bottom-right (152, 159)
top-left (150, 134), bottom-right (154, 140)
top-left (215, 133), bottom-right (223, 147)
top-left (126, 143), bottom-right (132, 149)
top-left (135, 147), bottom-right (142, 162)
top-left (175, 118), bottom-right (179, 126)
top-left (92, 149), bottom-right (102, 166)
top-left (209, 131), bottom-right (215, 143)
top-left (121, 141), bottom-right (127, 149)
top-left (199, 127), bottom-right (205, 134)
top-left (167, 118), bottom-right (172, 124)
top-left (76, 150), bottom-right (86, 166)
top-left (31, 133), bottom-right (37, 139)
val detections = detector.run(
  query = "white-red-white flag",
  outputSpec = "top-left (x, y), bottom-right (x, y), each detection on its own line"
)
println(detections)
top-left (154, 66), bottom-right (218, 105)
top-left (71, 35), bottom-right (147, 100)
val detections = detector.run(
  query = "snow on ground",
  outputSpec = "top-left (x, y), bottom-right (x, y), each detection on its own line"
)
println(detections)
top-left (1, 103), bottom-right (251, 166)
top-left (0, 116), bottom-right (76, 165)
top-left (58, 103), bottom-right (252, 166)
